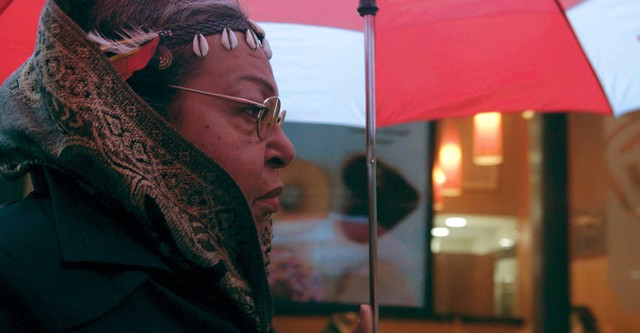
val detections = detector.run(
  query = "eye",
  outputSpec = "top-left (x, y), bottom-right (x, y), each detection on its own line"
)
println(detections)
top-left (240, 105), bottom-right (264, 119)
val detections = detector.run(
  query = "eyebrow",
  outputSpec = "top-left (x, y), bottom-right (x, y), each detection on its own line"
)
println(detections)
top-left (234, 75), bottom-right (277, 98)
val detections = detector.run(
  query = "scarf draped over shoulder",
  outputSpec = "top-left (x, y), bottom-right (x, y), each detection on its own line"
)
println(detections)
top-left (0, 1), bottom-right (273, 331)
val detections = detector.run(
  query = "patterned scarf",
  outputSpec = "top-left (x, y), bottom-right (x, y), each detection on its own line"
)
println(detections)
top-left (0, 1), bottom-right (272, 331)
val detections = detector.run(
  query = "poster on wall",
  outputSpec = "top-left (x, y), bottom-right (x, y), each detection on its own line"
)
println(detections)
top-left (268, 122), bottom-right (432, 315)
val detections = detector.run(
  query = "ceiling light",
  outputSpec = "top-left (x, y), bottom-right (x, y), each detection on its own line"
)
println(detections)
top-left (499, 237), bottom-right (515, 248)
top-left (473, 112), bottom-right (503, 166)
top-left (445, 217), bottom-right (467, 227)
top-left (431, 227), bottom-right (450, 237)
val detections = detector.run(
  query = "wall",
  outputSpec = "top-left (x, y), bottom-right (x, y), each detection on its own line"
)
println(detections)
top-left (569, 113), bottom-right (640, 332)
top-left (433, 253), bottom-right (496, 316)
top-left (572, 257), bottom-right (640, 333)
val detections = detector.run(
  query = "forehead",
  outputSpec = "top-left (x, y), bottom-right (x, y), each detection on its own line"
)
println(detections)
top-left (182, 33), bottom-right (277, 97)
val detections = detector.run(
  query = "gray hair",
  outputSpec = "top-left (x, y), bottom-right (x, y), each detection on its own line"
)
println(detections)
top-left (74, 0), bottom-right (252, 118)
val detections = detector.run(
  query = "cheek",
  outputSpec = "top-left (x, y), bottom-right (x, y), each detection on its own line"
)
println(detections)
top-left (175, 115), bottom-right (265, 201)
top-left (175, 111), bottom-right (220, 146)
top-left (216, 149), bottom-right (267, 206)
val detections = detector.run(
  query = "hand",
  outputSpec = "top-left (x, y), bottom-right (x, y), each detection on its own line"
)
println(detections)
top-left (351, 304), bottom-right (372, 333)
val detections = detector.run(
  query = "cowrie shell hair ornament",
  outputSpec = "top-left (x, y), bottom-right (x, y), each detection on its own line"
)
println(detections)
top-left (221, 27), bottom-right (238, 50)
top-left (261, 37), bottom-right (272, 60)
top-left (247, 19), bottom-right (265, 39)
top-left (245, 29), bottom-right (259, 50)
top-left (246, 19), bottom-right (272, 60)
top-left (192, 33), bottom-right (209, 57)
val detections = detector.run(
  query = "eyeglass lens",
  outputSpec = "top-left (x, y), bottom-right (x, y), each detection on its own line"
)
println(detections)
top-left (257, 97), bottom-right (283, 139)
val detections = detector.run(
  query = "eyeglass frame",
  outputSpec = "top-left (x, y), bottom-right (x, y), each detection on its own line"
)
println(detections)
top-left (167, 84), bottom-right (286, 140)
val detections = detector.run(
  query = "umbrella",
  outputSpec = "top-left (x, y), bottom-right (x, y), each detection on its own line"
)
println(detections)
top-left (2, 2), bottom-right (640, 123)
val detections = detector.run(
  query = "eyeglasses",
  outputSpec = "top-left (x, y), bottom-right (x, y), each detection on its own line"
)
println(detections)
top-left (167, 85), bottom-right (286, 140)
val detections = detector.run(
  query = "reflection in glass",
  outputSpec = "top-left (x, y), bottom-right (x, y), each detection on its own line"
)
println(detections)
top-left (432, 214), bottom-right (519, 317)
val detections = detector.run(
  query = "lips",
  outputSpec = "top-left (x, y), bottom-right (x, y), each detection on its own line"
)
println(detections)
top-left (255, 185), bottom-right (284, 214)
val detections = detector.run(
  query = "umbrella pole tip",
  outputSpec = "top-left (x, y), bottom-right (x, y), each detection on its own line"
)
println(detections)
top-left (358, 0), bottom-right (378, 16)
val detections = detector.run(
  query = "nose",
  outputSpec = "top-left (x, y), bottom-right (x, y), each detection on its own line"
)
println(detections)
top-left (266, 125), bottom-right (296, 168)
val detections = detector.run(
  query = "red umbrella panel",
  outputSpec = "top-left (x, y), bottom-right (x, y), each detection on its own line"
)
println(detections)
top-left (0, 0), bottom-right (44, 82)
top-left (243, 0), bottom-right (640, 127)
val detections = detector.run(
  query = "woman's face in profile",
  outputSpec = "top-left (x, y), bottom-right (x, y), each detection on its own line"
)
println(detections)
top-left (170, 32), bottom-right (295, 232)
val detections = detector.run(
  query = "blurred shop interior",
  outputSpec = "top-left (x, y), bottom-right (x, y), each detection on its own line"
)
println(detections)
top-left (2, 112), bottom-right (640, 333)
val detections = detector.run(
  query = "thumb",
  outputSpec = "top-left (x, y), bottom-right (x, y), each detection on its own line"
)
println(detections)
top-left (352, 304), bottom-right (373, 333)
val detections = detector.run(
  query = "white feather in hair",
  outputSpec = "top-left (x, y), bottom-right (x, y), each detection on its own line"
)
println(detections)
top-left (87, 28), bottom-right (161, 55)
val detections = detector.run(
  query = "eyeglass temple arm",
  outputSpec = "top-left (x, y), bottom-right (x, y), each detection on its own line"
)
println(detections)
top-left (167, 85), bottom-right (266, 108)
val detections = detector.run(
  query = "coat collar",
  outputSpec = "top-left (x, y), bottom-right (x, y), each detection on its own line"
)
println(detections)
top-left (44, 168), bottom-right (171, 273)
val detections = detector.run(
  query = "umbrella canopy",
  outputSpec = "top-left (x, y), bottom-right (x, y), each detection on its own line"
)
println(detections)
top-left (3, 0), bottom-right (639, 127)
top-left (242, 0), bottom-right (640, 127)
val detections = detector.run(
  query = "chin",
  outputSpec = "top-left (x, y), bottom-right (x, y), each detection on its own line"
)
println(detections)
top-left (254, 215), bottom-right (269, 233)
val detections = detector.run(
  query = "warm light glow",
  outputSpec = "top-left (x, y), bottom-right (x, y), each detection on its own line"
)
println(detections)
top-left (433, 164), bottom-right (446, 185)
top-left (499, 237), bottom-right (515, 248)
top-left (431, 239), bottom-right (441, 253)
top-left (432, 163), bottom-right (445, 211)
top-left (521, 109), bottom-right (535, 119)
top-left (431, 227), bottom-right (450, 237)
top-left (473, 112), bottom-right (503, 166)
top-left (445, 217), bottom-right (467, 227)
top-left (438, 120), bottom-right (462, 196)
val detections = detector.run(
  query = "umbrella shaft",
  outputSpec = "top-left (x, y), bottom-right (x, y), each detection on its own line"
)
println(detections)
top-left (363, 12), bottom-right (380, 333)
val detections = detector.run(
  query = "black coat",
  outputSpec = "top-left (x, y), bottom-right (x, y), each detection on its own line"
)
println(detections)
top-left (0, 172), bottom-right (249, 332)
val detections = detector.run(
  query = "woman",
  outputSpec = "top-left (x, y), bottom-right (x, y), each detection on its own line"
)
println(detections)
top-left (0, 0), bottom-right (352, 331)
